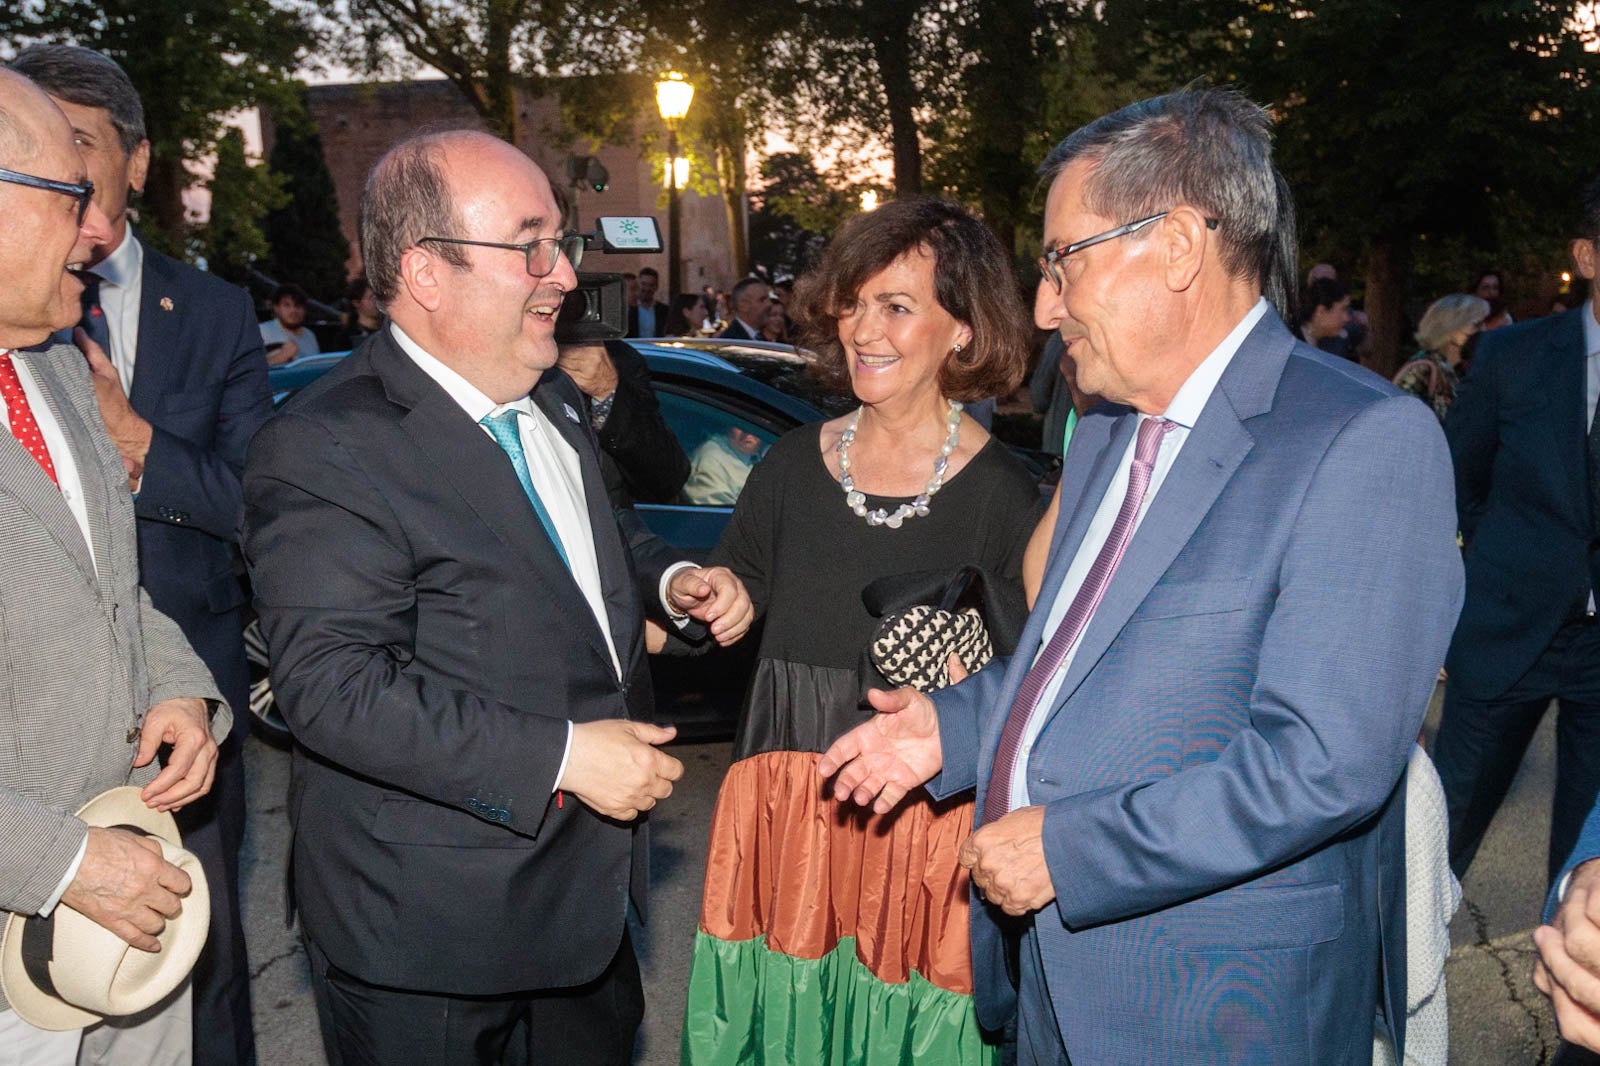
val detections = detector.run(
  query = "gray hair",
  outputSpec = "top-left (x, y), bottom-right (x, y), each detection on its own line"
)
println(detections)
top-left (1041, 88), bottom-right (1280, 297)
top-left (1416, 294), bottom-right (1490, 353)
top-left (7, 45), bottom-right (146, 156)
top-left (358, 131), bottom-right (470, 306)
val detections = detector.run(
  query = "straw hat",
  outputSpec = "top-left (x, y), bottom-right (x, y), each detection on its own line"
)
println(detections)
top-left (0, 787), bottom-right (209, 1031)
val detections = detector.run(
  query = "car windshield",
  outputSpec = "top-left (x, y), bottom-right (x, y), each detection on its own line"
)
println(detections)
top-left (700, 348), bottom-right (857, 417)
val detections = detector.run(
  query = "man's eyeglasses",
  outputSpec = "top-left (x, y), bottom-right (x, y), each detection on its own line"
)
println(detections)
top-left (419, 233), bottom-right (585, 278)
top-left (1038, 212), bottom-right (1219, 294)
top-left (0, 166), bottom-right (95, 227)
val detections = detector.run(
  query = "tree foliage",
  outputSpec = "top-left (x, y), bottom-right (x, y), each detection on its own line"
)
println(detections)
top-left (0, 0), bottom-right (315, 249)
top-left (748, 151), bottom-right (867, 277)
top-left (1096, 0), bottom-right (1600, 372)
top-left (195, 127), bottom-right (288, 287)
top-left (262, 93), bottom-right (351, 302)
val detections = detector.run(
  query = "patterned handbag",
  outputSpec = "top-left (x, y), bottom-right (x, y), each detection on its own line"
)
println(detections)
top-left (867, 566), bottom-right (995, 693)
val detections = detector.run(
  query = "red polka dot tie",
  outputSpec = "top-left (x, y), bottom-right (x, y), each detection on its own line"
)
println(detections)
top-left (0, 353), bottom-right (59, 486)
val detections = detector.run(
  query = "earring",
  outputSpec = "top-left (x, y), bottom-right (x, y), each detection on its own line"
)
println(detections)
top-left (951, 342), bottom-right (965, 354)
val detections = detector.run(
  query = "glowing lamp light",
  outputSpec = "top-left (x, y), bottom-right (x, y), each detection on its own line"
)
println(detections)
top-left (655, 73), bottom-right (695, 123)
top-left (1563, 271), bottom-right (1574, 284)
top-left (665, 156), bottom-right (690, 188)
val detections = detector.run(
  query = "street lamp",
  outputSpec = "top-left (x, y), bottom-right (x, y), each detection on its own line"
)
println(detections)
top-left (655, 71), bottom-right (695, 298)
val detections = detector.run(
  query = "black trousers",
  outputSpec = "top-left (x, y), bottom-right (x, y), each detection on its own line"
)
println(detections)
top-left (1433, 620), bottom-right (1600, 884)
top-left (176, 733), bottom-right (256, 1065)
top-left (305, 932), bottom-right (644, 1066)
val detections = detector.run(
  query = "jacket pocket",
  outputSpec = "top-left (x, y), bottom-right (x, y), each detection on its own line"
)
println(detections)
top-left (370, 794), bottom-right (536, 849)
top-left (1130, 578), bottom-right (1252, 621)
top-left (1154, 880), bottom-right (1344, 951)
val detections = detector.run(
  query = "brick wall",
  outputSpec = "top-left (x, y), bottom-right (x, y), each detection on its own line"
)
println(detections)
top-left (297, 80), bottom-right (737, 295)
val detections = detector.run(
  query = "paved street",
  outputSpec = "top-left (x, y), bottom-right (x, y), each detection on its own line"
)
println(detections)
top-left (241, 685), bottom-right (1571, 1065)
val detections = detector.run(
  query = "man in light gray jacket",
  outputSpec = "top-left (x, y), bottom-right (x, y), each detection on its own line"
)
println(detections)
top-left (0, 68), bottom-right (228, 1063)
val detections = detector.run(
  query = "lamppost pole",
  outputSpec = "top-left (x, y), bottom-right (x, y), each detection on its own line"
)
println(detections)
top-left (655, 72), bottom-right (695, 299)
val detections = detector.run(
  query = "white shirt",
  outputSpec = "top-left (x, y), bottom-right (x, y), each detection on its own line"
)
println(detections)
top-left (260, 317), bottom-right (320, 356)
top-left (0, 348), bottom-right (97, 914)
top-left (1011, 299), bottom-right (1269, 809)
top-left (89, 231), bottom-right (143, 393)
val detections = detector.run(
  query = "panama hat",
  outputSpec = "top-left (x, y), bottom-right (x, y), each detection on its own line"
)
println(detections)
top-left (0, 786), bottom-right (209, 1031)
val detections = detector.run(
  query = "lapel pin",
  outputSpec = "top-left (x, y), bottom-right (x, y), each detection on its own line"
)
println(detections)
top-left (159, 296), bottom-right (174, 311)
top-left (562, 402), bottom-right (581, 424)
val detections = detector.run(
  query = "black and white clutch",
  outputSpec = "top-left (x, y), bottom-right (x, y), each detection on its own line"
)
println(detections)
top-left (869, 602), bottom-right (994, 692)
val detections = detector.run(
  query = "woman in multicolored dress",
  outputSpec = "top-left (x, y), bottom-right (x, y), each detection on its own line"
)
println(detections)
top-left (680, 198), bottom-right (1040, 1065)
top-left (1394, 294), bottom-right (1489, 421)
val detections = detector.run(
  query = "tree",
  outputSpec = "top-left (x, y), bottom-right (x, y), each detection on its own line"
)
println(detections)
top-left (338, 0), bottom-right (558, 143)
top-left (195, 127), bottom-right (288, 287)
top-left (262, 94), bottom-right (351, 302)
top-left (1097, 0), bottom-right (1600, 374)
top-left (1, 0), bottom-right (315, 249)
top-left (748, 151), bottom-right (864, 276)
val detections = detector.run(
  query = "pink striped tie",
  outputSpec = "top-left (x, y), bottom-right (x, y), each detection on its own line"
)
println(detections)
top-left (982, 416), bottom-right (1174, 825)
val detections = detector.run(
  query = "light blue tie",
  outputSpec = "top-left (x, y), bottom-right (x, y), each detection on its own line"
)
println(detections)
top-left (479, 410), bottom-right (570, 569)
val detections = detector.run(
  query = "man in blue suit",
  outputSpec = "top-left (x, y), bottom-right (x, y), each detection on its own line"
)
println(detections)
top-left (820, 89), bottom-right (1463, 1064)
top-left (1536, 798), bottom-right (1600, 1057)
top-left (1432, 173), bottom-right (1600, 891)
top-left (10, 45), bottom-right (273, 1066)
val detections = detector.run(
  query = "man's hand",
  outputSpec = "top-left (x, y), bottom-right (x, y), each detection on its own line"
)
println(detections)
top-left (73, 327), bottom-right (151, 488)
top-left (60, 827), bottom-right (193, 952)
top-left (1535, 859), bottom-right (1600, 1050)
top-left (818, 686), bottom-right (943, 814)
top-left (557, 344), bottom-right (620, 401)
top-left (959, 806), bottom-right (1056, 917)
top-left (136, 697), bottom-right (218, 812)
top-left (559, 720), bottom-right (684, 821)
top-left (667, 566), bottom-right (753, 646)
top-left (265, 339), bottom-right (298, 366)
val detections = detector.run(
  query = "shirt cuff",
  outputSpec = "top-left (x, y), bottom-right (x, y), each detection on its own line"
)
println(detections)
top-left (552, 720), bottom-right (573, 795)
top-left (659, 561), bottom-right (699, 629)
top-left (41, 833), bottom-right (89, 917)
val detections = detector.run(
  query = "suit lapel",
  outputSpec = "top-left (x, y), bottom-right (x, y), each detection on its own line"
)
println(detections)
top-left (127, 241), bottom-right (183, 413)
top-left (8, 348), bottom-right (110, 593)
top-left (532, 380), bottom-right (638, 673)
top-left (1552, 310), bottom-right (1588, 518)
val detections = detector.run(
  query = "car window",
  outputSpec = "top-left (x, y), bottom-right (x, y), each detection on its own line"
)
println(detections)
top-left (656, 390), bottom-right (777, 507)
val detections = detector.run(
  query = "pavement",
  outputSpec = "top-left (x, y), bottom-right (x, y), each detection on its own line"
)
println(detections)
top-left (240, 685), bottom-right (1574, 1065)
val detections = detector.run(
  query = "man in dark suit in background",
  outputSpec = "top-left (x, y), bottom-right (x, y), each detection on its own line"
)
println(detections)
top-left (10, 44), bottom-right (274, 1066)
top-left (1433, 172), bottom-right (1600, 888)
top-left (243, 129), bottom-right (752, 1065)
top-left (716, 277), bottom-right (769, 340)
top-left (624, 265), bottom-right (670, 338)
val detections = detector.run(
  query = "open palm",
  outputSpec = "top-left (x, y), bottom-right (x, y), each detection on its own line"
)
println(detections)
top-left (818, 686), bottom-right (944, 815)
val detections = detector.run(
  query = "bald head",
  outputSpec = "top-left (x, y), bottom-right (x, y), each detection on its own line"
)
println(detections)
top-left (0, 68), bottom-right (62, 169)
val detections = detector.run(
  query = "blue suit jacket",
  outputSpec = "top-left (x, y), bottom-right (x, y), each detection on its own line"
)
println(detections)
top-left (1552, 801), bottom-right (1600, 921)
top-left (1444, 308), bottom-right (1592, 701)
top-left (930, 312), bottom-right (1463, 1064)
top-left (127, 237), bottom-right (273, 734)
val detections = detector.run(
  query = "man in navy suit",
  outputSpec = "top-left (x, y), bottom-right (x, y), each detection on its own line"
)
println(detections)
top-left (244, 129), bottom-right (751, 1065)
top-left (715, 277), bottom-right (768, 341)
top-left (1432, 173), bottom-right (1600, 890)
top-left (821, 89), bottom-right (1463, 1064)
top-left (10, 45), bottom-right (273, 1066)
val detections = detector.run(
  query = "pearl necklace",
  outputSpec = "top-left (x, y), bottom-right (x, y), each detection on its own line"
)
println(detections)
top-left (836, 399), bottom-right (963, 528)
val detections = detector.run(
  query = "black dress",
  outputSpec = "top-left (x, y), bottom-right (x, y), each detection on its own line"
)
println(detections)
top-left (683, 422), bottom-right (1041, 1066)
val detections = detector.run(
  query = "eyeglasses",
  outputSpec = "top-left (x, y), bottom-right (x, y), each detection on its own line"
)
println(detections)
top-left (1037, 212), bottom-right (1219, 294)
top-left (0, 166), bottom-right (95, 227)
top-left (419, 233), bottom-right (585, 277)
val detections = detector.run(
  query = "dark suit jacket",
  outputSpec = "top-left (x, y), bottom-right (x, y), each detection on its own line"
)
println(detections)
top-left (625, 300), bottom-right (671, 338)
top-left (716, 319), bottom-right (758, 342)
top-left (127, 236), bottom-right (273, 733)
top-left (931, 312), bottom-right (1462, 1064)
top-left (1444, 308), bottom-right (1593, 701)
top-left (596, 339), bottom-right (688, 505)
top-left (242, 328), bottom-right (686, 994)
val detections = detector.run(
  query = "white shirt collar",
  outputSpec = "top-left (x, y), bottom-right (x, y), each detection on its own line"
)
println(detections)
top-left (1159, 298), bottom-right (1269, 429)
top-left (389, 322), bottom-right (534, 422)
top-left (92, 229), bottom-right (142, 289)
top-left (1583, 300), bottom-right (1600, 360)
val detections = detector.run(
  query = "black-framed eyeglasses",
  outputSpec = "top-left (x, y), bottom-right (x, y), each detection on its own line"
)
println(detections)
top-left (1037, 212), bottom-right (1219, 294)
top-left (0, 166), bottom-right (95, 227)
top-left (419, 233), bottom-right (585, 277)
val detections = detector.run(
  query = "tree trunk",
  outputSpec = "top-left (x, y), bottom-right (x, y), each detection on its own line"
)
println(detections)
top-left (1363, 237), bottom-right (1412, 380)
top-left (870, 25), bottom-right (921, 197)
top-left (714, 103), bottom-right (749, 277)
top-left (483, 1), bottom-right (518, 143)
